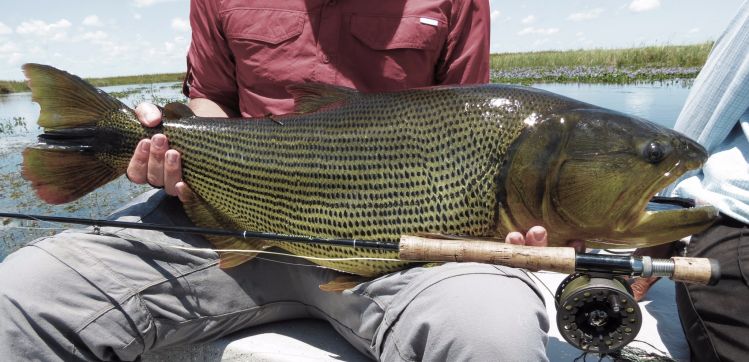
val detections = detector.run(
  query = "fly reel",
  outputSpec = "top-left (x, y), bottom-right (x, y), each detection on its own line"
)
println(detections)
top-left (555, 273), bottom-right (642, 354)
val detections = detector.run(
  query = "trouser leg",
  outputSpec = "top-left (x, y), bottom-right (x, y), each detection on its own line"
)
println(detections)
top-left (0, 190), bottom-right (549, 361)
top-left (337, 263), bottom-right (550, 361)
top-left (675, 216), bottom-right (749, 362)
top-left (0, 191), bottom-right (353, 361)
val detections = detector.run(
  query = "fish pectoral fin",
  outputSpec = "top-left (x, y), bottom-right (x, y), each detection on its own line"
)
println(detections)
top-left (182, 193), bottom-right (270, 269)
top-left (162, 102), bottom-right (195, 120)
top-left (286, 83), bottom-right (357, 114)
top-left (318, 275), bottom-right (372, 293)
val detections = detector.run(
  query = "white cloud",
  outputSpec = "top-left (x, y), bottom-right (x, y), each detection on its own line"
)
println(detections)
top-left (6, 52), bottom-right (23, 65)
top-left (490, 10), bottom-right (501, 21)
top-left (521, 15), bottom-right (536, 24)
top-left (629, 0), bottom-right (660, 13)
top-left (688, 27), bottom-right (700, 34)
top-left (134, 0), bottom-right (156, 7)
top-left (82, 15), bottom-right (103, 27)
top-left (133, 0), bottom-right (181, 8)
top-left (171, 17), bottom-right (190, 32)
top-left (0, 41), bottom-right (18, 54)
top-left (0, 22), bottom-right (12, 35)
top-left (518, 27), bottom-right (559, 36)
top-left (16, 19), bottom-right (71, 41)
top-left (567, 8), bottom-right (604, 21)
top-left (133, 13), bottom-right (143, 20)
top-left (81, 30), bottom-right (109, 41)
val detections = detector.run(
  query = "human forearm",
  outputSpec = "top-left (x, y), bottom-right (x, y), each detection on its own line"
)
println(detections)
top-left (188, 97), bottom-right (239, 118)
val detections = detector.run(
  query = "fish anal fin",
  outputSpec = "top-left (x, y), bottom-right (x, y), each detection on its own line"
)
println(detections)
top-left (218, 251), bottom-right (257, 269)
top-left (182, 193), bottom-right (270, 268)
top-left (162, 102), bottom-right (195, 120)
top-left (319, 275), bottom-right (372, 293)
top-left (286, 83), bottom-right (357, 114)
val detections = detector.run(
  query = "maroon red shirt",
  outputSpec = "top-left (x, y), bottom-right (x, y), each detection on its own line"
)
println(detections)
top-left (185, 0), bottom-right (490, 117)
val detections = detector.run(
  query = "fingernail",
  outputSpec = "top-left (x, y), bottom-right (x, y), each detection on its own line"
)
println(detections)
top-left (167, 152), bottom-right (177, 164)
top-left (153, 136), bottom-right (165, 147)
top-left (533, 228), bottom-right (546, 241)
top-left (147, 110), bottom-right (160, 120)
top-left (509, 234), bottom-right (523, 244)
top-left (141, 141), bottom-right (150, 153)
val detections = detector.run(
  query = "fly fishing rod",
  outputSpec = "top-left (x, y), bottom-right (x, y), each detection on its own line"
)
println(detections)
top-left (0, 211), bottom-right (721, 354)
top-left (0, 212), bottom-right (719, 285)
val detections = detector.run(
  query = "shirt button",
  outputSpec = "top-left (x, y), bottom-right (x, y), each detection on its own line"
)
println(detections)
top-left (322, 54), bottom-right (330, 63)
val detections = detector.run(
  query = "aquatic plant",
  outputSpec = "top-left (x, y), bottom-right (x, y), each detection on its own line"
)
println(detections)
top-left (491, 66), bottom-right (700, 85)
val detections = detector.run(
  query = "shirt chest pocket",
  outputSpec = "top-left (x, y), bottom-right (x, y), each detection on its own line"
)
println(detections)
top-left (222, 8), bottom-right (306, 46)
top-left (350, 14), bottom-right (446, 51)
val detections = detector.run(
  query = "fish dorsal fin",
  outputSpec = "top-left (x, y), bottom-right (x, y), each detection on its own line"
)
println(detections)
top-left (286, 83), bottom-right (357, 114)
top-left (162, 102), bottom-right (195, 120)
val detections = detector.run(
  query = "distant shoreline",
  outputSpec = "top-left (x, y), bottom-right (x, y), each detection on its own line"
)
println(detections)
top-left (0, 42), bottom-right (712, 94)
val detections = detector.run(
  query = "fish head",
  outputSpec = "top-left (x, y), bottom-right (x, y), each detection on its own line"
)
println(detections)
top-left (499, 107), bottom-right (718, 248)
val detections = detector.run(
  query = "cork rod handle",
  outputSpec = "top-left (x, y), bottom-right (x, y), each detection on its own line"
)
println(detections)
top-left (398, 235), bottom-right (577, 273)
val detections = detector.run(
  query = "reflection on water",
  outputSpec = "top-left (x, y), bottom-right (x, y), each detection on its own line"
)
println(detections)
top-left (533, 83), bottom-right (691, 129)
top-left (0, 82), bottom-right (690, 260)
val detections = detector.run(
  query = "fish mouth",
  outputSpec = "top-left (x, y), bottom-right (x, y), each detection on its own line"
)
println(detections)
top-left (588, 200), bottom-right (717, 248)
top-left (600, 161), bottom-right (718, 248)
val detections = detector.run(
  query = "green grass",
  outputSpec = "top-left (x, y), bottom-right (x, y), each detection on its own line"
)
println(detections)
top-left (0, 80), bottom-right (28, 94)
top-left (491, 42), bottom-right (712, 69)
top-left (0, 72), bottom-right (185, 94)
top-left (0, 43), bottom-right (715, 93)
top-left (490, 43), bottom-right (713, 84)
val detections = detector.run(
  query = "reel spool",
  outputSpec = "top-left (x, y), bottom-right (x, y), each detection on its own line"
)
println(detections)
top-left (555, 273), bottom-right (642, 354)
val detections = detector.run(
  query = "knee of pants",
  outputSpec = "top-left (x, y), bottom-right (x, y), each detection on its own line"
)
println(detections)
top-left (0, 243), bottom-right (87, 359)
top-left (0, 242), bottom-right (145, 361)
top-left (380, 270), bottom-right (549, 362)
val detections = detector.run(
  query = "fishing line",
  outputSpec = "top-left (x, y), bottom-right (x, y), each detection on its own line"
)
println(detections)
top-left (100, 229), bottom-right (409, 263)
top-left (521, 269), bottom-right (561, 309)
top-left (2, 211), bottom-right (413, 264)
top-left (627, 339), bottom-right (670, 356)
top-left (6, 225), bottom-right (67, 231)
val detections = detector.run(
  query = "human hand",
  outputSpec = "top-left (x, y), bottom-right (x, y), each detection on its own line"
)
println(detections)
top-left (505, 226), bottom-right (586, 252)
top-left (126, 103), bottom-right (193, 202)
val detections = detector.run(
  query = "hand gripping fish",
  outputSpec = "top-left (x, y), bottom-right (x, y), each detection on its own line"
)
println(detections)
top-left (20, 64), bottom-right (717, 277)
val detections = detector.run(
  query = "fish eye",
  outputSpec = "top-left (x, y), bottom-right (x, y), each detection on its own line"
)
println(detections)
top-left (644, 141), bottom-right (667, 164)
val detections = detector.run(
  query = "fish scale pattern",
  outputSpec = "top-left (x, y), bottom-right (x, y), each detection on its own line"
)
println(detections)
top-left (163, 84), bottom-right (574, 276)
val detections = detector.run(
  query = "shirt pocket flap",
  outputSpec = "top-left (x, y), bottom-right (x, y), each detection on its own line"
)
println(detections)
top-left (222, 8), bottom-right (305, 45)
top-left (350, 15), bottom-right (445, 51)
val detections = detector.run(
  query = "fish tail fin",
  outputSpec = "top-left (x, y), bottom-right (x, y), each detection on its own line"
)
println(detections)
top-left (21, 64), bottom-right (146, 204)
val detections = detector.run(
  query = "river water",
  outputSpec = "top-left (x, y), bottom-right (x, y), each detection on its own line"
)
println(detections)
top-left (0, 82), bottom-right (692, 260)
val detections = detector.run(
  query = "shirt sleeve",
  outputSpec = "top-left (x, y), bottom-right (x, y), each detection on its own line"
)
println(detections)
top-left (435, 0), bottom-right (490, 85)
top-left (672, 1), bottom-right (749, 153)
top-left (183, 0), bottom-right (239, 112)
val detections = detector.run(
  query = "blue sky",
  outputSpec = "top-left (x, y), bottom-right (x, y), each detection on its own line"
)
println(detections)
top-left (0, 0), bottom-right (744, 80)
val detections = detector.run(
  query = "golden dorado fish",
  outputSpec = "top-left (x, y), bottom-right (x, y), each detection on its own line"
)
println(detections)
top-left (21, 64), bottom-right (717, 276)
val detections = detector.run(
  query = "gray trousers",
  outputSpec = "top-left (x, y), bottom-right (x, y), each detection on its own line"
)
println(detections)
top-left (0, 190), bottom-right (549, 361)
